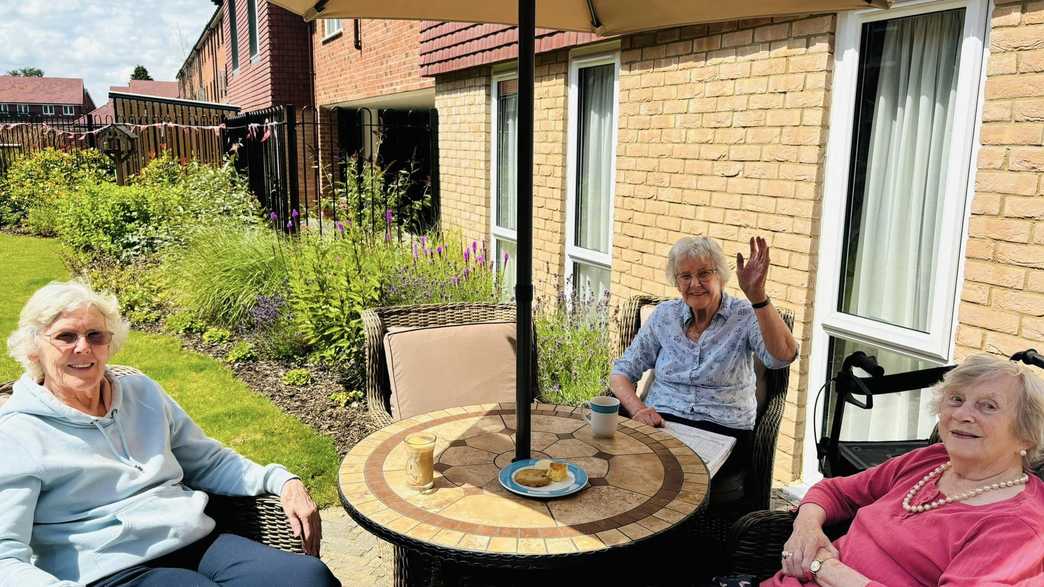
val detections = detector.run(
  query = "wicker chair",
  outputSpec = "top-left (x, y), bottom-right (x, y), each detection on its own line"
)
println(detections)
top-left (617, 295), bottom-right (795, 572)
top-left (0, 366), bottom-right (303, 555)
top-left (362, 302), bottom-right (537, 427)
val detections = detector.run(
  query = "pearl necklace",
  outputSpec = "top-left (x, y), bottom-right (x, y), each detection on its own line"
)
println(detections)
top-left (902, 461), bottom-right (1030, 514)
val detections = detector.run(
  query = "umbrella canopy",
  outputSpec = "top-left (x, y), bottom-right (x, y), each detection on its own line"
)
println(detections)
top-left (271, 0), bottom-right (891, 462)
top-left (273, 0), bottom-right (889, 34)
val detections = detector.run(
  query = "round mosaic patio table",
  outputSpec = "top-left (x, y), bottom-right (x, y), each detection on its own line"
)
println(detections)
top-left (338, 402), bottom-right (710, 586)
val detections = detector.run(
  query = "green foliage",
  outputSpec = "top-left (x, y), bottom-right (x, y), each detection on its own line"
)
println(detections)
top-left (535, 292), bottom-right (616, 407)
top-left (202, 327), bottom-right (232, 345)
top-left (73, 258), bottom-right (169, 326)
top-left (165, 312), bottom-right (206, 335)
top-left (162, 225), bottom-right (289, 330)
top-left (381, 234), bottom-right (500, 307)
top-left (130, 65), bottom-right (152, 81)
top-left (0, 148), bottom-right (113, 231)
top-left (226, 341), bottom-right (257, 363)
top-left (7, 67), bottom-right (43, 77)
top-left (283, 368), bottom-right (312, 387)
top-left (134, 153), bottom-right (261, 228)
top-left (328, 389), bottom-right (363, 408)
top-left (327, 156), bottom-right (432, 234)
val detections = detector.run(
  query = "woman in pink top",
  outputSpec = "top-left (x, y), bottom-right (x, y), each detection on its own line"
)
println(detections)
top-left (764, 354), bottom-right (1044, 587)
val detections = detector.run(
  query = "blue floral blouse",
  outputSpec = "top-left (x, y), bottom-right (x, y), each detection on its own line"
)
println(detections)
top-left (611, 294), bottom-right (795, 430)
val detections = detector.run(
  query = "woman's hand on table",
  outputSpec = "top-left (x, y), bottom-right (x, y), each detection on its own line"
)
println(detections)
top-left (632, 405), bottom-right (664, 427)
top-left (280, 478), bottom-right (322, 556)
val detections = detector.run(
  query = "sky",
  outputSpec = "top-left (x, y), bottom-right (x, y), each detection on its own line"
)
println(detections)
top-left (0, 0), bottom-right (218, 106)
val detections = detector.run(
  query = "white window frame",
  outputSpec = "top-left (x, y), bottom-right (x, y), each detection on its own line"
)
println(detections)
top-left (247, 0), bottom-right (259, 60)
top-left (797, 0), bottom-right (990, 490)
top-left (42, 105), bottom-right (55, 115)
top-left (322, 19), bottom-right (343, 40)
top-left (563, 51), bottom-right (620, 292)
top-left (490, 70), bottom-right (519, 276)
top-left (63, 105), bottom-right (75, 116)
top-left (16, 104), bottom-right (29, 114)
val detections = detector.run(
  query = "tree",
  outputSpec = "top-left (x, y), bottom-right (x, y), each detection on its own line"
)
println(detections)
top-left (130, 65), bottom-right (152, 81)
top-left (7, 67), bottom-right (44, 77)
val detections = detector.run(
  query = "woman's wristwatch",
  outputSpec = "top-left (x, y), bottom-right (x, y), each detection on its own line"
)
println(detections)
top-left (809, 558), bottom-right (824, 578)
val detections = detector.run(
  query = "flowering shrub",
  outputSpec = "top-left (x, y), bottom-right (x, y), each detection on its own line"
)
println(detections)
top-left (534, 288), bottom-right (617, 406)
top-left (0, 148), bottom-right (113, 232)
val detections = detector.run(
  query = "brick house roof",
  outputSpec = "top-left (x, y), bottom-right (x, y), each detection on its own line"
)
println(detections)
top-left (88, 80), bottom-right (181, 120)
top-left (0, 75), bottom-right (88, 105)
top-left (419, 22), bottom-right (600, 76)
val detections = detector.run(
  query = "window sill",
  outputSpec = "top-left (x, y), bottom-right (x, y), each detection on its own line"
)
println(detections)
top-left (321, 30), bottom-right (343, 43)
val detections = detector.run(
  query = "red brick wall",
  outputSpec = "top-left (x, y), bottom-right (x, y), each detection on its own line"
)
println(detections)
top-left (224, 1), bottom-right (312, 112)
top-left (313, 19), bottom-right (432, 106)
top-left (178, 8), bottom-right (227, 103)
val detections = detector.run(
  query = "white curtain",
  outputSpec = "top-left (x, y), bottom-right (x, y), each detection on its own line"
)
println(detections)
top-left (496, 88), bottom-right (517, 231)
top-left (575, 64), bottom-right (614, 254)
top-left (841, 10), bottom-right (963, 441)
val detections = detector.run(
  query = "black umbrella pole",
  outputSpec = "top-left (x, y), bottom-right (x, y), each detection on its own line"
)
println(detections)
top-left (514, 0), bottom-right (535, 462)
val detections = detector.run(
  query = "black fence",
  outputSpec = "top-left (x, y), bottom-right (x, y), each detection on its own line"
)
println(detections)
top-left (0, 102), bottom-right (440, 232)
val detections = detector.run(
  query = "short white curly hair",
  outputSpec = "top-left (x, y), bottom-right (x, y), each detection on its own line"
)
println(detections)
top-left (7, 280), bottom-right (130, 381)
top-left (929, 353), bottom-right (1044, 469)
top-left (665, 235), bottom-right (732, 285)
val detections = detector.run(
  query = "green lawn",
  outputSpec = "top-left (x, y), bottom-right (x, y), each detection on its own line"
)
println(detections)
top-left (0, 233), bottom-right (340, 506)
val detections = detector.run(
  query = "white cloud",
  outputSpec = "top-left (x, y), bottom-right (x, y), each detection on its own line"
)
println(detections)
top-left (0, 0), bottom-right (217, 106)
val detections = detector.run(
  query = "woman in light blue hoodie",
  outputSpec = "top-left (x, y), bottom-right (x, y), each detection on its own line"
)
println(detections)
top-left (0, 281), bottom-right (339, 586)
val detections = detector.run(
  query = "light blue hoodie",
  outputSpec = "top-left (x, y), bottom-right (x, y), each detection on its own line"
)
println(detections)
top-left (0, 371), bottom-right (297, 585)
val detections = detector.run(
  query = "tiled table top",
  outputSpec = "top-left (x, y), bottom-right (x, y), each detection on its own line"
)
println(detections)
top-left (338, 402), bottom-right (709, 558)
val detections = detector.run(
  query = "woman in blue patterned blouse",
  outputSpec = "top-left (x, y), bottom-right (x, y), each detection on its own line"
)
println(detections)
top-left (610, 235), bottom-right (798, 482)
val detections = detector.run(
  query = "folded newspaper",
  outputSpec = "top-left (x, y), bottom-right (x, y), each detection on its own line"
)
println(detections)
top-left (663, 421), bottom-right (737, 478)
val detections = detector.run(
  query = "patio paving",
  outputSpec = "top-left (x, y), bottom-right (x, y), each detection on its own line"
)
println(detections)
top-left (318, 488), bottom-right (799, 584)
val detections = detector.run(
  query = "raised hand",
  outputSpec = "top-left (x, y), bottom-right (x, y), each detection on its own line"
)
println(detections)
top-left (736, 236), bottom-right (770, 303)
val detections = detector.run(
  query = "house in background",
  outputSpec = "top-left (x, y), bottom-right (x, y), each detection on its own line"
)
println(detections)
top-left (0, 75), bottom-right (95, 118)
top-left (311, 17), bottom-right (435, 220)
top-left (420, 0), bottom-right (1044, 491)
top-left (178, 3), bottom-right (229, 104)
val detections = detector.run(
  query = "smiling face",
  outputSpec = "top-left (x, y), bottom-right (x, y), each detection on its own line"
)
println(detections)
top-left (938, 374), bottom-right (1032, 471)
top-left (31, 305), bottom-right (111, 399)
top-left (674, 255), bottom-right (722, 316)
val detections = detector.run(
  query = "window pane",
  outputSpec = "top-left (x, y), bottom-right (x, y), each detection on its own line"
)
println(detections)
top-left (837, 10), bottom-right (964, 332)
top-left (247, 0), bottom-right (258, 57)
top-left (496, 79), bottom-right (518, 231)
top-left (324, 19), bottom-right (342, 36)
top-left (496, 238), bottom-right (517, 302)
top-left (824, 336), bottom-right (938, 443)
top-left (574, 63), bottom-right (614, 254)
top-left (572, 262), bottom-right (610, 303)
top-left (228, 0), bottom-right (239, 69)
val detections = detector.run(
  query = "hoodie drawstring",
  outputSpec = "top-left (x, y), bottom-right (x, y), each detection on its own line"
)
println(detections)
top-left (94, 411), bottom-right (144, 471)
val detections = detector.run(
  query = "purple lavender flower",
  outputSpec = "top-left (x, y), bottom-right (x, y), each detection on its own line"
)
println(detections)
top-left (477, 254), bottom-right (485, 265)
top-left (249, 294), bottom-right (285, 328)
top-left (464, 268), bottom-right (471, 278)
top-left (503, 251), bottom-right (510, 265)
top-left (420, 235), bottom-right (427, 249)
top-left (335, 221), bottom-right (345, 234)
top-left (412, 242), bottom-right (419, 259)
top-left (451, 276), bottom-right (459, 286)
top-left (269, 211), bottom-right (278, 222)
top-left (385, 209), bottom-right (393, 224)
top-left (291, 209), bottom-right (299, 219)
top-left (471, 240), bottom-right (478, 254)
top-left (286, 220), bottom-right (294, 230)
top-left (464, 248), bottom-right (470, 263)
top-left (436, 245), bottom-right (444, 256)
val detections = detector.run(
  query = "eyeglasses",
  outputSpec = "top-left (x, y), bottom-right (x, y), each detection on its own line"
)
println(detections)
top-left (676, 269), bottom-right (717, 285)
top-left (43, 330), bottom-right (113, 349)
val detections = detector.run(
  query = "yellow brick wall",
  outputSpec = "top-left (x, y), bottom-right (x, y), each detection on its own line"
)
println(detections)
top-left (957, 0), bottom-right (1044, 360)
top-left (612, 16), bottom-right (835, 483)
top-left (435, 70), bottom-right (492, 241)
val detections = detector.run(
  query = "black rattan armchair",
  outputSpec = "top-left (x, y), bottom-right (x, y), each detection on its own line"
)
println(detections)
top-left (0, 366), bottom-right (303, 554)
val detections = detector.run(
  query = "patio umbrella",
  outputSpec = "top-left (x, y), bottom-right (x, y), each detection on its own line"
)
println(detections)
top-left (270, 0), bottom-right (891, 462)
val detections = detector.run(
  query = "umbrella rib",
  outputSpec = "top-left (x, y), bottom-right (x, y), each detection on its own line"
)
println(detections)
top-left (585, 0), bottom-right (602, 29)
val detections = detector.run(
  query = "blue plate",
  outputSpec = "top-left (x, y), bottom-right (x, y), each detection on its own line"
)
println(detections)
top-left (498, 459), bottom-right (588, 499)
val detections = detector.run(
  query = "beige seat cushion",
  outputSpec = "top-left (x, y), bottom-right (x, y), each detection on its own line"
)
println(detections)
top-left (383, 321), bottom-right (518, 420)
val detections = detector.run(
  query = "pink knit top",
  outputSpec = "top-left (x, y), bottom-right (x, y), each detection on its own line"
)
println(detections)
top-left (762, 444), bottom-right (1044, 586)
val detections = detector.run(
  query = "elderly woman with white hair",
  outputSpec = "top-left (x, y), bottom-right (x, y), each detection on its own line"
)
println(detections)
top-left (0, 281), bottom-right (339, 586)
top-left (610, 235), bottom-right (798, 482)
top-left (767, 353), bottom-right (1044, 586)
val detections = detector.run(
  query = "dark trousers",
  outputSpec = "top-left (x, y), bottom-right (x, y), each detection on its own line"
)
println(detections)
top-left (89, 532), bottom-right (341, 587)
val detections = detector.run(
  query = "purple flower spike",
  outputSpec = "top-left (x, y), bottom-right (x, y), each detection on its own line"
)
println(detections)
top-left (286, 220), bottom-right (294, 230)
top-left (477, 255), bottom-right (485, 265)
top-left (464, 249), bottom-right (470, 263)
top-left (420, 235), bottom-right (427, 249)
top-left (335, 221), bottom-right (345, 234)
top-left (503, 252), bottom-right (510, 264)
top-left (412, 242), bottom-right (419, 259)
top-left (291, 209), bottom-right (299, 219)
top-left (451, 276), bottom-right (459, 285)
top-left (471, 240), bottom-right (478, 254)
top-left (436, 245), bottom-right (444, 256)
top-left (269, 211), bottom-right (278, 221)
top-left (385, 209), bottom-right (393, 224)
top-left (464, 268), bottom-right (471, 278)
